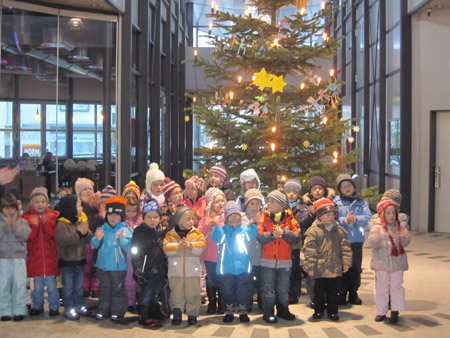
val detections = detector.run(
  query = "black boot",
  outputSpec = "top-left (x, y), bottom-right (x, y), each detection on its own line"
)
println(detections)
top-left (172, 308), bottom-right (182, 325)
top-left (217, 287), bottom-right (225, 314)
top-left (206, 287), bottom-right (217, 314)
top-left (149, 302), bottom-right (166, 320)
top-left (389, 311), bottom-right (399, 324)
top-left (348, 291), bottom-right (362, 305)
top-left (137, 305), bottom-right (157, 327)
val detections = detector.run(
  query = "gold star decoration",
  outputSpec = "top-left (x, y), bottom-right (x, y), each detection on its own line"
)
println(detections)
top-left (182, 171), bottom-right (187, 178)
top-left (348, 136), bottom-right (355, 143)
top-left (252, 68), bottom-right (272, 91)
top-left (185, 115), bottom-right (190, 122)
top-left (303, 140), bottom-right (311, 148)
top-left (271, 74), bottom-right (287, 93)
top-left (353, 125), bottom-right (360, 133)
top-left (241, 143), bottom-right (248, 151)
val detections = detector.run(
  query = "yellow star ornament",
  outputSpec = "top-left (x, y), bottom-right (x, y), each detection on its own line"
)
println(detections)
top-left (252, 68), bottom-right (272, 91)
top-left (241, 143), bottom-right (248, 151)
top-left (353, 125), bottom-right (360, 133)
top-left (271, 74), bottom-right (287, 93)
top-left (303, 140), bottom-right (310, 148)
top-left (185, 115), bottom-right (190, 122)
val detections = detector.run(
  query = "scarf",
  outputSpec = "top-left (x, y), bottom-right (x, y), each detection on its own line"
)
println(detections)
top-left (175, 224), bottom-right (190, 238)
top-left (380, 211), bottom-right (405, 257)
top-left (267, 210), bottom-right (287, 225)
top-left (340, 191), bottom-right (363, 202)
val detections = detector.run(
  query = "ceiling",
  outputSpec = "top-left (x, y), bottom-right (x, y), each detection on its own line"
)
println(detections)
top-left (18, 0), bottom-right (116, 12)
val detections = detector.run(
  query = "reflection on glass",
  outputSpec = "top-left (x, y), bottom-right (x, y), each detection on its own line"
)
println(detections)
top-left (20, 131), bottom-right (41, 157)
top-left (46, 131), bottom-right (66, 157)
top-left (20, 104), bottom-right (42, 129)
top-left (0, 131), bottom-right (14, 158)
top-left (46, 104), bottom-right (66, 129)
top-left (389, 120), bottom-right (400, 166)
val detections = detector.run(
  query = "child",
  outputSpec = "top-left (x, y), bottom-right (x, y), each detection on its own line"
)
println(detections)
top-left (257, 190), bottom-right (300, 323)
top-left (368, 189), bottom-right (410, 232)
top-left (303, 198), bottom-right (352, 321)
top-left (208, 165), bottom-right (236, 202)
top-left (237, 169), bottom-right (261, 211)
top-left (198, 187), bottom-right (226, 314)
top-left (334, 173), bottom-right (371, 305)
top-left (212, 201), bottom-right (257, 323)
top-left (83, 185), bottom-right (117, 298)
top-left (368, 197), bottom-right (410, 324)
top-left (55, 194), bottom-right (93, 320)
top-left (283, 179), bottom-right (303, 304)
top-left (123, 180), bottom-right (140, 200)
top-left (131, 199), bottom-right (167, 327)
top-left (144, 163), bottom-right (166, 206)
top-left (91, 196), bottom-right (133, 321)
top-left (184, 176), bottom-right (206, 221)
top-left (23, 187), bottom-right (60, 316)
top-left (163, 178), bottom-right (185, 217)
top-left (163, 207), bottom-right (206, 325)
top-left (297, 176), bottom-right (334, 307)
top-left (0, 192), bottom-right (31, 321)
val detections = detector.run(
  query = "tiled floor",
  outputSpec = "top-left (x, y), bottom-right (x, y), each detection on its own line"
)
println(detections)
top-left (2, 232), bottom-right (450, 338)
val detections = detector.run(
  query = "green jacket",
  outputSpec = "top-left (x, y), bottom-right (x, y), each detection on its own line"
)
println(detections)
top-left (302, 220), bottom-right (352, 278)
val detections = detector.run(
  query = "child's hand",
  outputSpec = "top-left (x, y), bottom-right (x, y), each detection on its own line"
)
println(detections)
top-left (346, 211), bottom-right (355, 224)
top-left (183, 238), bottom-right (192, 249)
top-left (273, 226), bottom-right (284, 238)
top-left (308, 270), bottom-right (314, 277)
top-left (343, 266), bottom-right (349, 273)
top-left (116, 230), bottom-right (126, 239)
top-left (252, 211), bottom-right (261, 223)
top-left (95, 228), bottom-right (104, 241)
top-left (6, 211), bottom-right (18, 227)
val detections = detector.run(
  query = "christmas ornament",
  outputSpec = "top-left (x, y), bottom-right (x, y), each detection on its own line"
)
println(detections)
top-left (348, 137), bottom-right (355, 143)
top-left (303, 140), bottom-right (311, 148)
top-left (353, 125), bottom-right (360, 133)
top-left (241, 143), bottom-right (248, 151)
top-left (185, 115), bottom-right (190, 122)
top-left (182, 171), bottom-right (187, 178)
top-left (253, 68), bottom-right (272, 90)
top-left (271, 74), bottom-right (287, 93)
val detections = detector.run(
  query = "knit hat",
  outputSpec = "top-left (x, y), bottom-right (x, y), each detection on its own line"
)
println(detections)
top-left (105, 196), bottom-right (127, 222)
top-left (284, 179), bottom-right (302, 195)
top-left (239, 169), bottom-right (260, 192)
top-left (376, 197), bottom-right (398, 220)
top-left (225, 201), bottom-right (241, 220)
top-left (204, 187), bottom-right (225, 215)
top-left (382, 189), bottom-right (402, 207)
top-left (185, 176), bottom-right (205, 196)
top-left (145, 163), bottom-right (166, 193)
top-left (210, 165), bottom-right (229, 185)
top-left (30, 187), bottom-right (49, 202)
top-left (267, 189), bottom-right (290, 210)
top-left (75, 178), bottom-right (94, 197)
top-left (142, 198), bottom-right (162, 217)
top-left (162, 177), bottom-right (181, 201)
top-left (313, 198), bottom-right (336, 219)
top-left (55, 194), bottom-right (78, 223)
top-left (173, 206), bottom-right (193, 226)
top-left (308, 176), bottom-right (327, 194)
top-left (244, 188), bottom-right (264, 210)
top-left (100, 185), bottom-right (117, 204)
top-left (123, 180), bottom-right (140, 199)
top-left (336, 173), bottom-right (355, 193)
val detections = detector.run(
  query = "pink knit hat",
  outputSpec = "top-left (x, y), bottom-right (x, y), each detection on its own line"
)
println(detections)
top-left (204, 187), bottom-right (225, 215)
top-left (75, 178), bottom-right (94, 197)
top-left (185, 176), bottom-right (205, 196)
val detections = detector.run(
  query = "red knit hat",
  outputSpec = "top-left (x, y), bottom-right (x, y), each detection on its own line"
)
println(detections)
top-left (313, 198), bottom-right (336, 218)
top-left (123, 180), bottom-right (140, 199)
top-left (163, 177), bottom-right (181, 201)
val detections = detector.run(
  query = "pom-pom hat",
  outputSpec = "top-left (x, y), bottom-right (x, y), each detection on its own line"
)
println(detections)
top-left (100, 185), bottom-right (117, 204)
top-left (105, 196), bottom-right (127, 222)
top-left (185, 176), bottom-right (205, 196)
top-left (210, 165), bottom-right (229, 185)
top-left (145, 163), bottom-right (165, 193)
top-left (162, 178), bottom-right (181, 201)
top-left (123, 181), bottom-right (140, 199)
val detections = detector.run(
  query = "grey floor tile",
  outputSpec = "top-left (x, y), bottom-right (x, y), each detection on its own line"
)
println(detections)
top-left (323, 327), bottom-right (347, 337)
top-left (354, 324), bottom-right (382, 336)
top-left (409, 317), bottom-right (441, 327)
top-left (288, 328), bottom-right (309, 337)
top-left (434, 313), bottom-right (450, 320)
top-left (251, 328), bottom-right (270, 338)
top-left (212, 327), bottom-right (235, 337)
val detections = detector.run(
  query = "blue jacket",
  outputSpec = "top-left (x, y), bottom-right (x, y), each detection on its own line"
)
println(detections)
top-left (334, 196), bottom-right (371, 243)
top-left (212, 223), bottom-right (257, 276)
top-left (91, 221), bottom-right (132, 271)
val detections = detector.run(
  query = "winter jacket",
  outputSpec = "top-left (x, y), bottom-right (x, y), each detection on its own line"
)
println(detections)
top-left (82, 200), bottom-right (100, 233)
top-left (367, 213), bottom-right (409, 232)
top-left (213, 223), bottom-right (257, 275)
top-left (163, 227), bottom-right (206, 278)
top-left (291, 202), bottom-right (303, 250)
top-left (130, 223), bottom-right (167, 280)
top-left (0, 214), bottom-right (31, 259)
top-left (257, 209), bottom-right (300, 269)
top-left (90, 221), bottom-right (132, 271)
top-left (334, 195), bottom-right (371, 243)
top-left (303, 220), bottom-right (352, 278)
top-left (55, 218), bottom-right (93, 267)
top-left (184, 196), bottom-right (207, 221)
top-left (368, 220), bottom-right (410, 272)
top-left (198, 212), bottom-right (224, 262)
top-left (23, 206), bottom-right (60, 277)
top-left (242, 212), bottom-right (262, 266)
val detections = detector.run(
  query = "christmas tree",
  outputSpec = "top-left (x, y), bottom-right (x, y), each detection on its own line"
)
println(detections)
top-left (186, 0), bottom-right (360, 190)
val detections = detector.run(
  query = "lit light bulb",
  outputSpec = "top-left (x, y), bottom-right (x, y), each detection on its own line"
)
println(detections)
top-left (245, 6), bottom-right (252, 17)
top-left (193, 49), bottom-right (198, 61)
top-left (193, 96), bottom-right (197, 103)
top-left (215, 4), bottom-right (219, 13)
top-left (252, 75), bottom-right (256, 81)
top-left (333, 151), bottom-right (339, 163)
top-left (317, 77), bottom-right (322, 84)
top-left (100, 112), bottom-right (104, 121)
top-left (35, 109), bottom-right (40, 121)
top-left (209, 22), bottom-right (213, 34)
top-left (271, 38), bottom-right (279, 48)
top-left (271, 126), bottom-right (277, 133)
top-left (329, 69), bottom-right (335, 77)
top-left (300, 7), bottom-right (306, 15)
top-left (322, 32), bottom-right (328, 41)
top-left (229, 91), bottom-right (234, 100)
top-left (211, 1), bottom-right (215, 13)
top-left (321, 1), bottom-right (326, 10)
top-left (270, 143), bottom-right (276, 151)
top-left (281, 175), bottom-right (287, 182)
top-left (300, 82), bottom-right (305, 89)
top-left (238, 75), bottom-right (242, 84)
top-left (323, 116), bottom-right (328, 124)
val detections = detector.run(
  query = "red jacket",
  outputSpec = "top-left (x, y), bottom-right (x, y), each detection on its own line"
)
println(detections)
top-left (23, 206), bottom-right (60, 277)
top-left (184, 196), bottom-right (207, 221)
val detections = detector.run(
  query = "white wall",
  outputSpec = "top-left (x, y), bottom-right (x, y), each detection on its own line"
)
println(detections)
top-left (411, 8), bottom-right (450, 232)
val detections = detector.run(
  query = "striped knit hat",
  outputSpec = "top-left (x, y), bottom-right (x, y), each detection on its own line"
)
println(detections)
top-left (267, 190), bottom-right (290, 210)
top-left (163, 177), bottom-right (181, 201)
top-left (204, 187), bottom-right (225, 215)
top-left (100, 185), bottom-right (117, 204)
top-left (123, 180), bottom-right (141, 199)
top-left (185, 176), bottom-right (205, 196)
top-left (313, 198), bottom-right (336, 219)
top-left (210, 165), bottom-right (229, 185)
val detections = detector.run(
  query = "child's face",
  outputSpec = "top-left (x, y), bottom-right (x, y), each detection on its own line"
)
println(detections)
top-left (107, 213), bottom-right (121, 227)
top-left (77, 199), bottom-right (83, 217)
top-left (143, 211), bottom-right (161, 228)
top-left (2, 206), bottom-right (17, 218)
top-left (310, 185), bottom-right (325, 200)
top-left (126, 205), bottom-right (138, 220)
top-left (178, 211), bottom-right (195, 230)
top-left (319, 211), bottom-right (335, 225)
top-left (340, 181), bottom-right (355, 196)
top-left (244, 179), bottom-right (257, 191)
top-left (212, 195), bottom-right (225, 213)
top-left (384, 205), bottom-right (397, 225)
top-left (227, 213), bottom-right (241, 227)
top-left (168, 187), bottom-right (184, 206)
top-left (285, 189), bottom-right (299, 203)
top-left (186, 185), bottom-right (198, 200)
top-left (267, 197), bottom-right (284, 214)
top-left (124, 191), bottom-right (138, 200)
top-left (80, 188), bottom-right (93, 203)
top-left (246, 199), bottom-right (262, 213)
top-left (16, 200), bottom-right (23, 214)
top-left (31, 195), bottom-right (48, 214)
top-left (209, 173), bottom-right (222, 188)
top-left (151, 180), bottom-right (164, 196)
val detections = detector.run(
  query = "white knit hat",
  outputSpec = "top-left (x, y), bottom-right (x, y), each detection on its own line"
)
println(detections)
top-left (239, 168), bottom-right (261, 192)
top-left (75, 178), bottom-right (94, 197)
top-left (145, 163), bottom-right (165, 193)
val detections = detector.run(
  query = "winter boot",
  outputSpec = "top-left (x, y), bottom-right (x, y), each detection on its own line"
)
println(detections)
top-left (172, 308), bottom-right (182, 325)
top-left (348, 291), bottom-right (362, 305)
top-left (206, 287), bottom-right (217, 314)
top-left (137, 305), bottom-right (157, 327)
top-left (149, 302), bottom-right (166, 320)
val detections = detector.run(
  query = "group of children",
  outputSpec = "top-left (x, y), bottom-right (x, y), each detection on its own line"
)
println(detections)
top-left (0, 163), bottom-right (410, 327)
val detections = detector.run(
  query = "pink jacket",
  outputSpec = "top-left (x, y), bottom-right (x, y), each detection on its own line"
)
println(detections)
top-left (197, 211), bottom-right (224, 262)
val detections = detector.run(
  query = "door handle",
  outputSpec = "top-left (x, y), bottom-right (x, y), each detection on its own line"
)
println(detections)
top-left (435, 166), bottom-right (441, 189)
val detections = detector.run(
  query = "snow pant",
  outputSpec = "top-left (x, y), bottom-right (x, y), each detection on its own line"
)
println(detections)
top-left (83, 244), bottom-right (98, 292)
top-left (252, 265), bottom-right (262, 307)
top-left (97, 269), bottom-right (128, 317)
top-left (32, 275), bottom-right (59, 310)
top-left (314, 277), bottom-right (339, 315)
top-left (0, 259), bottom-right (28, 317)
top-left (338, 242), bottom-right (363, 300)
top-left (125, 255), bottom-right (137, 307)
top-left (138, 274), bottom-right (162, 307)
top-left (374, 270), bottom-right (407, 316)
top-left (61, 265), bottom-right (85, 312)
top-left (306, 275), bottom-right (315, 302)
top-left (219, 272), bottom-right (253, 314)
top-left (289, 248), bottom-right (302, 301)
top-left (261, 266), bottom-right (290, 317)
top-left (169, 276), bottom-right (201, 317)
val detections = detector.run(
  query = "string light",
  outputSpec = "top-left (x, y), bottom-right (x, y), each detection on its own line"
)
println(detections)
top-left (333, 151), bottom-right (339, 163)
top-left (271, 126), bottom-right (277, 133)
top-left (245, 6), bottom-right (252, 18)
top-left (215, 4), bottom-right (219, 13)
top-left (211, 1), bottom-right (215, 13)
top-left (193, 96), bottom-right (197, 103)
top-left (317, 77), bottom-right (322, 84)
top-left (270, 142), bottom-right (276, 151)
top-left (229, 91), bottom-right (234, 100)
top-left (300, 7), bottom-right (306, 15)
top-left (329, 69), bottom-right (335, 77)
top-left (300, 82), bottom-right (305, 89)
top-left (281, 175), bottom-right (287, 182)
top-left (237, 75), bottom-right (242, 84)
top-left (323, 116), bottom-right (328, 124)
top-left (271, 38), bottom-right (279, 48)
top-left (252, 75), bottom-right (256, 81)
top-left (193, 49), bottom-right (198, 61)
top-left (209, 22), bottom-right (213, 34)
top-left (322, 32), bottom-right (328, 41)
top-left (100, 112), bottom-right (104, 121)
top-left (321, 1), bottom-right (326, 10)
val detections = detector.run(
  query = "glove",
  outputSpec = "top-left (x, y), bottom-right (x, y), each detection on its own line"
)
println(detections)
top-left (134, 268), bottom-right (148, 286)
